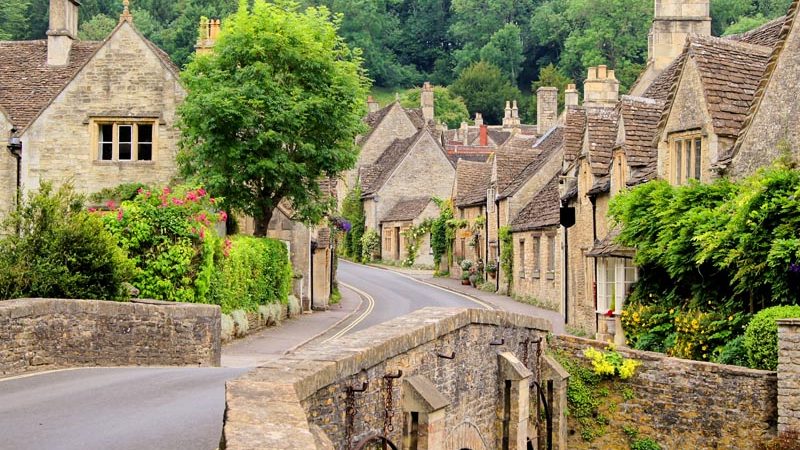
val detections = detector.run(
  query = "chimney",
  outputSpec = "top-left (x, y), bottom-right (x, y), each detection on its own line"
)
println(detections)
top-left (537, 87), bottom-right (558, 135)
top-left (460, 121), bottom-right (469, 143)
top-left (479, 124), bottom-right (488, 147)
top-left (47, 0), bottom-right (80, 66)
top-left (196, 18), bottom-right (221, 55)
top-left (650, 0), bottom-right (711, 71)
top-left (366, 96), bottom-right (380, 113)
top-left (503, 101), bottom-right (512, 128)
top-left (583, 66), bottom-right (619, 107)
top-left (511, 100), bottom-right (520, 127)
top-left (474, 113), bottom-right (483, 127)
top-left (421, 82), bottom-right (435, 123)
top-left (565, 84), bottom-right (580, 108)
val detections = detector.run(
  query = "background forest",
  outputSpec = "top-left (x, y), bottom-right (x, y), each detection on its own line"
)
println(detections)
top-left (0, 0), bottom-right (793, 121)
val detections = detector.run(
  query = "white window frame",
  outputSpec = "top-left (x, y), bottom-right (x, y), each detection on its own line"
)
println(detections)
top-left (597, 257), bottom-right (638, 314)
top-left (94, 119), bottom-right (158, 162)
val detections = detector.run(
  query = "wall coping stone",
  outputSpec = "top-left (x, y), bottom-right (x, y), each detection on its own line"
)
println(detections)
top-left (777, 319), bottom-right (800, 326)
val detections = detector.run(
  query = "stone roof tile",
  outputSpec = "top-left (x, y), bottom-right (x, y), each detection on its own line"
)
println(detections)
top-left (510, 175), bottom-right (560, 232)
top-left (381, 197), bottom-right (432, 223)
top-left (455, 160), bottom-right (491, 208)
top-left (618, 96), bottom-right (665, 168)
top-left (587, 108), bottom-right (619, 178)
top-left (499, 126), bottom-right (564, 199)
top-left (563, 107), bottom-right (587, 167)
top-left (726, 15), bottom-right (787, 48)
top-left (495, 134), bottom-right (539, 194)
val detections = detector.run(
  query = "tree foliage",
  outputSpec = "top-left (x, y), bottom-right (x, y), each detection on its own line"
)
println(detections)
top-left (449, 61), bottom-right (521, 124)
top-left (400, 85), bottom-right (469, 129)
top-left (178, 0), bottom-right (369, 234)
top-left (480, 23), bottom-right (525, 85)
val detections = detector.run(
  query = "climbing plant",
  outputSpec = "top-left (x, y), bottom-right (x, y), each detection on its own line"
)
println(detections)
top-left (341, 183), bottom-right (366, 261)
top-left (499, 226), bottom-right (513, 292)
top-left (361, 229), bottom-right (380, 263)
top-left (402, 219), bottom-right (432, 267)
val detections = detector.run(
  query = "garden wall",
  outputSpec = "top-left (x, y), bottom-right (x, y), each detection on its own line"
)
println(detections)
top-left (0, 298), bottom-right (221, 377)
top-left (552, 335), bottom-right (778, 449)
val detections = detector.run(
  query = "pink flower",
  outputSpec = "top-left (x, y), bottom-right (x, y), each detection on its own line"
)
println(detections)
top-left (209, 197), bottom-right (216, 204)
top-left (605, 309), bottom-right (614, 317)
top-left (162, 187), bottom-right (171, 195)
top-left (172, 198), bottom-right (184, 206)
top-left (145, 190), bottom-right (152, 198)
top-left (137, 187), bottom-right (144, 194)
top-left (106, 200), bottom-right (116, 209)
top-left (218, 210), bottom-right (228, 223)
top-left (186, 191), bottom-right (198, 202)
top-left (199, 228), bottom-right (206, 240)
top-left (88, 208), bottom-right (97, 213)
top-left (197, 212), bottom-right (208, 224)
top-left (197, 188), bottom-right (207, 197)
top-left (116, 209), bottom-right (124, 221)
top-left (223, 238), bottom-right (233, 257)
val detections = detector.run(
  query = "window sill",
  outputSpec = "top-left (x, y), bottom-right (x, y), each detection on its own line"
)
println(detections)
top-left (93, 160), bottom-right (156, 166)
top-left (546, 272), bottom-right (555, 280)
top-left (532, 270), bottom-right (540, 279)
top-left (518, 273), bottom-right (526, 279)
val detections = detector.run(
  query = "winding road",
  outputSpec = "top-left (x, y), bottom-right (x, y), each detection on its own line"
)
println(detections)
top-left (0, 262), bottom-right (483, 450)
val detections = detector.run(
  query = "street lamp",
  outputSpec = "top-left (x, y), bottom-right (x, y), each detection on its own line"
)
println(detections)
top-left (6, 128), bottom-right (22, 210)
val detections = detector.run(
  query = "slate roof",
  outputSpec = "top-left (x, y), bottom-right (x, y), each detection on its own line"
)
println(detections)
top-left (499, 126), bottom-right (564, 199)
top-left (0, 40), bottom-right (101, 130)
top-left (587, 176), bottom-right (610, 196)
top-left (642, 54), bottom-right (685, 102)
top-left (455, 160), bottom-right (492, 208)
top-left (495, 134), bottom-right (540, 194)
top-left (381, 197), bottom-right (432, 223)
top-left (510, 175), bottom-right (561, 232)
top-left (728, 1), bottom-right (800, 164)
top-left (657, 35), bottom-right (772, 141)
top-left (563, 107), bottom-right (587, 168)
top-left (617, 96), bottom-right (665, 168)
top-left (360, 131), bottom-right (421, 197)
top-left (586, 107), bottom-right (619, 178)
top-left (561, 177), bottom-right (578, 203)
top-left (448, 152), bottom-right (494, 164)
top-left (587, 228), bottom-right (635, 258)
top-left (627, 161), bottom-right (658, 187)
top-left (727, 15), bottom-right (787, 48)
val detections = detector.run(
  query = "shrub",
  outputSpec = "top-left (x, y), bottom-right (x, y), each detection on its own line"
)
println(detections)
top-left (713, 335), bottom-right (749, 367)
top-left (583, 346), bottom-right (640, 380)
top-left (361, 229), bottom-right (380, 262)
top-left (745, 305), bottom-right (800, 370)
top-left (0, 183), bottom-right (131, 301)
top-left (102, 186), bottom-right (224, 305)
top-left (211, 236), bottom-right (292, 313)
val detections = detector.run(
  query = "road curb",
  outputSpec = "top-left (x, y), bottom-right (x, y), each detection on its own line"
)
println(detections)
top-left (416, 278), bottom-right (499, 310)
top-left (281, 284), bottom-right (365, 355)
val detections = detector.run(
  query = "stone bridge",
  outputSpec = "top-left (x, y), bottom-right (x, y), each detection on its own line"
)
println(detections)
top-left (221, 308), bottom-right (567, 450)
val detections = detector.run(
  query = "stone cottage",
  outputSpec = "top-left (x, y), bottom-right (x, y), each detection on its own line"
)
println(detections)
top-left (452, 159), bottom-right (492, 271)
top-left (0, 0), bottom-right (185, 217)
top-left (379, 197), bottom-right (439, 266)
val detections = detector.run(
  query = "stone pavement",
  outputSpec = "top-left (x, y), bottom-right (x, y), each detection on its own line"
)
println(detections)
top-left (221, 286), bottom-right (362, 368)
top-left (369, 263), bottom-right (567, 335)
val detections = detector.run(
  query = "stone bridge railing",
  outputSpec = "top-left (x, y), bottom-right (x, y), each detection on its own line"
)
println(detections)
top-left (0, 298), bottom-right (221, 377)
top-left (221, 308), bottom-right (560, 450)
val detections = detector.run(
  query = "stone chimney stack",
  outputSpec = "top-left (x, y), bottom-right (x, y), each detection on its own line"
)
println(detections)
top-left (196, 18), bottom-right (221, 56)
top-left (366, 96), bottom-right (380, 113)
top-left (503, 101), bottom-right (512, 128)
top-left (565, 84), bottom-right (580, 108)
top-left (537, 87), bottom-right (558, 135)
top-left (651, 0), bottom-right (711, 71)
top-left (47, 0), bottom-right (80, 66)
top-left (583, 66), bottom-right (619, 108)
top-left (479, 124), bottom-right (488, 147)
top-left (421, 82), bottom-right (435, 123)
top-left (460, 121), bottom-right (469, 143)
top-left (474, 113), bottom-right (483, 127)
top-left (511, 100), bottom-right (520, 127)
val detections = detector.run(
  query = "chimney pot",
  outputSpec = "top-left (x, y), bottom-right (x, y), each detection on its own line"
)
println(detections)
top-left (584, 65), bottom-right (620, 107)
top-left (565, 84), bottom-right (580, 108)
top-left (597, 65), bottom-right (608, 78)
top-left (474, 113), bottom-right (483, 127)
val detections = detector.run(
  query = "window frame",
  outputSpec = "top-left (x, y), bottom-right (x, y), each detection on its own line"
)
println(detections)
top-left (532, 234), bottom-right (541, 279)
top-left (669, 131), bottom-right (703, 184)
top-left (92, 119), bottom-right (158, 163)
top-left (597, 257), bottom-right (638, 314)
top-left (518, 239), bottom-right (526, 279)
top-left (546, 233), bottom-right (556, 280)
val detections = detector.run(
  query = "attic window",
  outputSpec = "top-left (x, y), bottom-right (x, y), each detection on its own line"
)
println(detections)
top-left (96, 121), bottom-right (157, 162)
top-left (669, 133), bottom-right (703, 184)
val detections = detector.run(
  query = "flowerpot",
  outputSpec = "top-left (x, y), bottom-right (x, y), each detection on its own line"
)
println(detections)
top-left (604, 316), bottom-right (616, 335)
top-left (461, 279), bottom-right (471, 286)
top-left (488, 272), bottom-right (497, 280)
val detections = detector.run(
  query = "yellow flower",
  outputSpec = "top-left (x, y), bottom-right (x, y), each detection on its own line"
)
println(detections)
top-left (728, 315), bottom-right (733, 321)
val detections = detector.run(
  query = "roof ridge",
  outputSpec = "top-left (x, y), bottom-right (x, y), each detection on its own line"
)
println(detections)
top-left (688, 33), bottom-right (773, 55)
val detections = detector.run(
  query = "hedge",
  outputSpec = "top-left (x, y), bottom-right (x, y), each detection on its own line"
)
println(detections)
top-left (744, 305), bottom-right (800, 370)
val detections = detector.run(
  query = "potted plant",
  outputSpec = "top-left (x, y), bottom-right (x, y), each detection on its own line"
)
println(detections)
top-left (486, 260), bottom-right (498, 279)
top-left (460, 259), bottom-right (474, 285)
top-left (461, 271), bottom-right (471, 285)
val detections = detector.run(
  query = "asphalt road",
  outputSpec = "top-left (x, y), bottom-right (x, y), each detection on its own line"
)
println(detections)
top-left (336, 260), bottom-right (489, 334)
top-left (0, 367), bottom-right (247, 450)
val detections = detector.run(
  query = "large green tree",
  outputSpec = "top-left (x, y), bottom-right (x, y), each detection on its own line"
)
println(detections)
top-left (449, 61), bottom-right (521, 124)
top-left (178, 0), bottom-right (369, 235)
top-left (400, 85), bottom-right (469, 129)
top-left (480, 23), bottom-right (524, 84)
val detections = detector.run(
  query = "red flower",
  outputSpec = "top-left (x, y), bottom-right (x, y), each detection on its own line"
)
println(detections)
top-left (218, 210), bottom-right (228, 223)
top-left (116, 209), bottom-right (124, 221)
top-left (197, 188), bottom-right (207, 197)
top-left (105, 200), bottom-right (116, 209)
top-left (605, 309), bottom-right (614, 317)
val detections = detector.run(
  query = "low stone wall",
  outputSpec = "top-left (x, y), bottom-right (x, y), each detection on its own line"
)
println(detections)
top-left (220, 295), bottom-right (301, 343)
top-left (221, 308), bottom-right (554, 450)
top-left (552, 335), bottom-right (778, 449)
top-left (0, 298), bottom-right (221, 377)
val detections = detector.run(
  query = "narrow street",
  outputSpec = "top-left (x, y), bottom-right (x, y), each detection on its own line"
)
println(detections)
top-left (0, 262), bottom-right (497, 450)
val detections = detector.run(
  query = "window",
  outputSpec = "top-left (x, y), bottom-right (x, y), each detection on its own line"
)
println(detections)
top-left (518, 239), bottom-right (526, 278)
top-left (597, 258), bottom-right (637, 314)
top-left (547, 235), bottom-right (556, 279)
top-left (670, 133), bottom-right (703, 184)
top-left (96, 121), bottom-right (156, 161)
top-left (532, 236), bottom-right (541, 278)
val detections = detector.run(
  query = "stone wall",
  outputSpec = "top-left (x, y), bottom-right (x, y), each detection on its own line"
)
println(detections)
top-left (0, 109), bottom-right (13, 217)
top-left (512, 227), bottom-right (562, 313)
top-left (359, 103), bottom-right (419, 167)
top-left (778, 319), bottom-right (800, 435)
top-left (222, 308), bottom-right (555, 450)
top-left (0, 298), bottom-right (221, 377)
top-left (552, 335), bottom-right (778, 449)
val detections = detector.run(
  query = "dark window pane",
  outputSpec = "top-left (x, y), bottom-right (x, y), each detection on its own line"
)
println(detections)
top-left (138, 143), bottom-right (152, 161)
top-left (101, 143), bottom-right (113, 160)
top-left (695, 138), bottom-right (702, 180)
top-left (119, 125), bottom-right (132, 144)
top-left (675, 141), bottom-right (682, 184)
top-left (685, 140), bottom-right (692, 180)
top-left (138, 124), bottom-right (153, 143)
top-left (119, 143), bottom-right (132, 160)
top-left (100, 124), bottom-right (113, 142)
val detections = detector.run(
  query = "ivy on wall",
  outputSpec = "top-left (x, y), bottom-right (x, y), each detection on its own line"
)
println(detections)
top-left (499, 226), bottom-right (513, 292)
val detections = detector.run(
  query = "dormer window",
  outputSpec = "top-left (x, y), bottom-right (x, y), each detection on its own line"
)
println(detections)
top-left (95, 120), bottom-right (156, 162)
top-left (670, 133), bottom-right (702, 184)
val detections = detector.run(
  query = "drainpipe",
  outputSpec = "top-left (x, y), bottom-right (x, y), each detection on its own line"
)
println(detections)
top-left (495, 197), bottom-right (501, 292)
top-left (590, 196), bottom-right (598, 333)
top-left (310, 240), bottom-right (317, 311)
top-left (563, 226), bottom-right (569, 324)
top-left (484, 205), bottom-right (489, 279)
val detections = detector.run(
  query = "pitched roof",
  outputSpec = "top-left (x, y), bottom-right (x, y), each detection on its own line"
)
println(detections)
top-left (381, 197), bottom-right (432, 223)
top-left (587, 175), bottom-right (610, 196)
top-left (726, 15), bottom-right (787, 48)
top-left (360, 131), bottom-right (421, 197)
top-left (642, 53), bottom-right (685, 101)
top-left (617, 96), bottom-right (665, 168)
top-left (455, 160), bottom-right (492, 208)
top-left (657, 35), bottom-right (772, 141)
top-left (587, 228), bottom-right (635, 258)
top-left (495, 133), bottom-right (540, 194)
top-left (561, 177), bottom-right (578, 203)
top-left (359, 102), bottom-right (426, 145)
top-left (627, 161), bottom-right (658, 187)
top-left (510, 175), bottom-right (561, 232)
top-left (586, 107), bottom-right (619, 178)
top-left (728, 1), bottom-right (800, 164)
top-left (448, 151), bottom-right (494, 164)
top-left (563, 107), bottom-right (587, 168)
top-left (499, 126), bottom-right (564, 199)
top-left (0, 40), bottom-right (101, 130)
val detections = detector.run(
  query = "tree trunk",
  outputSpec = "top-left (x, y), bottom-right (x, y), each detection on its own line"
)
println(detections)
top-left (253, 207), bottom-right (274, 237)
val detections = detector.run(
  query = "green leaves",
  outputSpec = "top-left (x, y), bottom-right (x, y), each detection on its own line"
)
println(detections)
top-left (449, 61), bottom-right (521, 124)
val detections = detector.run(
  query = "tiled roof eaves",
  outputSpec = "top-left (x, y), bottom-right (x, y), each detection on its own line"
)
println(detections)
top-left (728, 0), bottom-right (799, 165)
top-left (498, 126), bottom-right (564, 199)
top-left (381, 197), bottom-right (432, 223)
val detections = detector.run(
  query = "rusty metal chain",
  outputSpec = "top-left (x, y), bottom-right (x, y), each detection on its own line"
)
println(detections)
top-left (345, 387), bottom-right (356, 450)
top-left (383, 377), bottom-right (394, 435)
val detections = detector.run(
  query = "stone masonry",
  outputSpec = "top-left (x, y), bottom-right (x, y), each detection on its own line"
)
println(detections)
top-left (778, 319), bottom-right (800, 435)
top-left (0, 298), bottom-right (221, 377)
